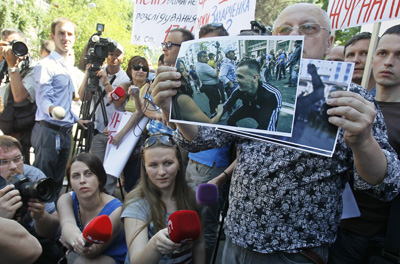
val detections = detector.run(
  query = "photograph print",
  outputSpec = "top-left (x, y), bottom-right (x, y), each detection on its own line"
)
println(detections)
top-left (169, 35), bottom-right (304, 137)
top-left (225, 58), bottom-right (355, 157)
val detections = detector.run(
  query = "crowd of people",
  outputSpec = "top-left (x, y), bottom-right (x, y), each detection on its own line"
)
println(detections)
top-left (0, 2), bottom-right (399, 264)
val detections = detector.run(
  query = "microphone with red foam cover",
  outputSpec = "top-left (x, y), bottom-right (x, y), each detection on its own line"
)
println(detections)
top-left (107, 86), bottom-right (125, 106)
top-left (82, 215), bottom-right (113, 247)
top-left (196, 183), bottom-right (218, 206)
top-left (167, 210), bottom-right (201, 244)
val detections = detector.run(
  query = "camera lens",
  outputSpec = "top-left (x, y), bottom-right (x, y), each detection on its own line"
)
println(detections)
top-left (11, 41), bottom-right (28, 57)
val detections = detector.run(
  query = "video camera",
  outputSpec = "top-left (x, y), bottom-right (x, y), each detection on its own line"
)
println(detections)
top-left (85, 23), bottom-right (117, 91)
top-left (240, 20), bottom-right (271, 36)
top-left (0, 174), bottom-right (56, 203)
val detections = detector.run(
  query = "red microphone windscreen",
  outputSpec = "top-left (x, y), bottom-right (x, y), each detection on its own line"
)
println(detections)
top-left (111, 86), bottom-right (125, 101)
top-left (83, 215), bottom-right (112, 244)
top-left (196, 183), bottom-right (218, 206)
top-left (168, 210), bottom-right (201, 243)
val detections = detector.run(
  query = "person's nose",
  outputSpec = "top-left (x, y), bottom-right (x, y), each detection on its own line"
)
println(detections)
top-left (289, 26), bottom-right (301, 36)
top-left (384, 54), bottom-right (395, 67)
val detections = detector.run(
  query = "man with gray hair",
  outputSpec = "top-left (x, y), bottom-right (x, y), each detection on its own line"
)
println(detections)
top-left (151, 3), bottom-right (400, 263)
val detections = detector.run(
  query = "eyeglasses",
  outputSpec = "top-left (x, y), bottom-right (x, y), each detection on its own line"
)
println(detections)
top-left (161, 42), bottom-right (181, 50)
top-left (144, 135), bottom-right (175, 149)
top-left (132, 64), bottom-right (149, 72)
top-left (273, 23), bottom-right (331, 37)
top-left (0, 155), bottom-right (24, 167)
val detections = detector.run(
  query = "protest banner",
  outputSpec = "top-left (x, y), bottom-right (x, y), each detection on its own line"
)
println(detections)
top-left (328, 0), bottom-right (400, 30)
top-left (103, 111), bottom-right (149, 178)
top-left (195, 0), bottom-right (256, 37)
top-left (131, 0), bottom-right (198, 46)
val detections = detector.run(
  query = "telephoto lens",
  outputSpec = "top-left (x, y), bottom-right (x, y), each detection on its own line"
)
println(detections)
top-left (10, 40), bottom-right (28, 57)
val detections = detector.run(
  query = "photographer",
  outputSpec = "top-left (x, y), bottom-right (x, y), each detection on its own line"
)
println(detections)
top-left (0, 28), bottom-right (36, 164)
top-left (0, 135), bottom-right (59, 262)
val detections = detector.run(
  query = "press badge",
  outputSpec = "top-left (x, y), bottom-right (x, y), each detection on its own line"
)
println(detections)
top-left (55, 134), bottom-right (61, 151)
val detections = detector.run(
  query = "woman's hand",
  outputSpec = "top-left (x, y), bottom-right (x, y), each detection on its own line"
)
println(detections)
top-left (152, 228), bottom-right (181, 255)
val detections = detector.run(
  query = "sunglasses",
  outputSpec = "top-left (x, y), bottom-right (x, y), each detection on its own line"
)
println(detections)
top-left (132, 64), bottom-right (149, 72)
top-left (144, 135), bottom-right (175, 149)
top-left (161, 42), bottom-right (181, 50)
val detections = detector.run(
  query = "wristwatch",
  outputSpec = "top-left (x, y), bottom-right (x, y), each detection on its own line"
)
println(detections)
top-left (8, 68), bottom-right (20, 73)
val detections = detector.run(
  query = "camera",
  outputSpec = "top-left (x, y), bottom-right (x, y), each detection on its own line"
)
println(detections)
top-left (240, 20), bottom-right (271, 36)
top-left (1, 174), bottom-right (57, 203)
top-left (85, 23), bottom-right (118, 91)
top-left (10, 40), bottom-right (28, 57)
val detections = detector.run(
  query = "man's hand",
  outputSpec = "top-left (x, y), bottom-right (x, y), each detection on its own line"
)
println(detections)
top-left (77, 119), bottom-right (91, 130)
top-left (150, 66), bottom-right (181, 113)
top-left (1, 44), bottom-right (21, 68)
top-left (326, 90), bottom-right (376, 150)
top-left (0, 185), bottom-right (23, 219)
top-left (28, 198), bottom-right (46, 220)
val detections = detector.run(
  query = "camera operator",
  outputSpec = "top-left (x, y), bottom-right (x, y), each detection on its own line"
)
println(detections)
top-left (78, 42), bottom-right (130, 195)
top-left (0, 135), bottom-right (59, 250)
top-left (0, 28), bottom-right (36, 164)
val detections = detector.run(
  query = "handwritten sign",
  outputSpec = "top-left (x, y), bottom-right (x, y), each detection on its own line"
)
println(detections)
top-left (328, 0), bottom-right (400, 30)
top-left (131, 0), bottom-right (198, 45)
top-left (195, 0), bottom-right (256, 37)
top-left (103, 111), bottom-right (149, 178)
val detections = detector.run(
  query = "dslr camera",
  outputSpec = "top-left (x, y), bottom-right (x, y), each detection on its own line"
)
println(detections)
top-left (0, 40), bottom-right (29, 84)
top-left (0, 174), bottom-right (56, 203)
top-left (85, 23), bottom-right (118, 91)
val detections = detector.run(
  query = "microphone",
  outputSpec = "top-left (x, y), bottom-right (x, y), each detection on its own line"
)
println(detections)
top-left (106, 86), bottom-right (125, 106)
top-left (82, 215), bottom-right (113, 247)
top-left (167, 210), bottom-right (201, 244)
top-left (196, 183), bottom-right (218, 206)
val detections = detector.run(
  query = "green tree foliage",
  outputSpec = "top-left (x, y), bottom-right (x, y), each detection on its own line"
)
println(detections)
top-left (0, 0), bottom-right (44, 47)
top-left (255, 0), bottom-right (314, 28)
top-left (40, 0), bottom-right (151, 70)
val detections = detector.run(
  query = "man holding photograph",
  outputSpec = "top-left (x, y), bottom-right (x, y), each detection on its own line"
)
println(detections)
top-left (151, 3), bottom-right (400, 263)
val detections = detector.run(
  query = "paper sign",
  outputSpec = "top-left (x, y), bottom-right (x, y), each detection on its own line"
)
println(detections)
top-left (328, 0), bottom-right (400, 30)
top-left (103, 111), bottom-right (149, 178)
top-left (131, 0), bottom-right (198, 46)
top-left (195, 0), bottom-right (256, 37)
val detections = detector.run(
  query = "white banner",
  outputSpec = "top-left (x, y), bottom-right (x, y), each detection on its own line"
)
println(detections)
top-left (328, 0), bottom-right (400, 30)
top-left (103, 111), bottom-right (149, 178)
top-left (131, 0), bottom-right (198, 46)
top-left (195, 0), bottom-right (256, 37)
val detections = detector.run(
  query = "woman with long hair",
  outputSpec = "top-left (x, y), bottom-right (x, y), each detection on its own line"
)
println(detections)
top-left (121, 134), bottom-right (205, 263)
top-left (58, 153), bottom-right (127, 263)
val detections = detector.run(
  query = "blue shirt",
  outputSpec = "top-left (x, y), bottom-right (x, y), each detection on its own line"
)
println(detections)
top-left (189, 144), bottom-right (231, 167)
top-left (219, 58), bottom-right (237, 86)
top-left (34, 51), bottom-right (78, 126)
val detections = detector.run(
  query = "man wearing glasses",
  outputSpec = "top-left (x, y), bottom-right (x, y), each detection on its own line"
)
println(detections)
top-left (0, 135), bottom-right (59, 261)
top-left (152, 3), bottom-right (400, 263)
top-left (161, 28), bottom-right (194, 66)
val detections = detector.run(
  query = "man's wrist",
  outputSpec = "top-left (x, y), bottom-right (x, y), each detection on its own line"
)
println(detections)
top-left (103, 81), bottom-right (110, 87)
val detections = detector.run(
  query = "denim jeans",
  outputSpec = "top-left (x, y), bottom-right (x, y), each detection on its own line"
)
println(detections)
top-left (222, 236), bottom-right (329, 264)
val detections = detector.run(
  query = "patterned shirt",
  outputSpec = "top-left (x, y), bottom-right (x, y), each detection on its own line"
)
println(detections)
top-left (174, 83), bottom-right (400, 253)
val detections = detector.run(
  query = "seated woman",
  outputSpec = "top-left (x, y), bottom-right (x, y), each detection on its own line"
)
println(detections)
top-left (58, 153), bottom-right (127, 264)
top-left (121, 134), bottom-right (205, 264)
